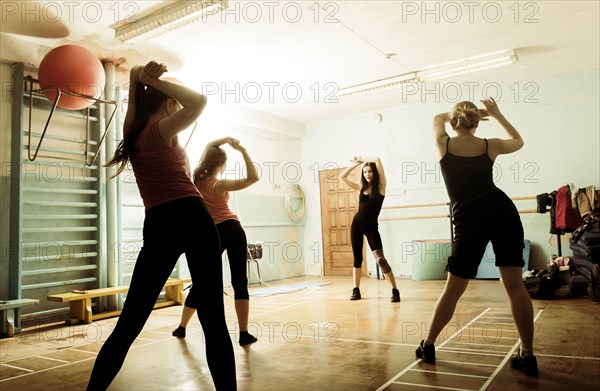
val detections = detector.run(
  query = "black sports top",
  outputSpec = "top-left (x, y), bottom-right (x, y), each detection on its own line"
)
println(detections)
top-left (353, 192), bottom-right (385, 227)
top-left (440, 138), bottom-right (498, 203)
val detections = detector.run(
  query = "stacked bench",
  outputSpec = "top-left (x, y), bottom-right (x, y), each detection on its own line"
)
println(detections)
top-left (0, 299), bottom-right (40, 337)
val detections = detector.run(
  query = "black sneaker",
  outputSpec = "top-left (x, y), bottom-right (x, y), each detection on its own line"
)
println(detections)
top-left (510, 353), bottom-right (539, 377)
top-left (391, 288), bottom-right (400, 303)
top-left (239, 332), bottom-right (258, 346)
top-left (350, 287), bottom-right (361, 300)
top-left (172, 326), bottom-right (186, 338)
top-left (415, 340), bottom-right (435, 364)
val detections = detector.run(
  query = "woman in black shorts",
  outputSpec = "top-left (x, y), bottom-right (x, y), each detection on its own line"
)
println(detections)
top-left (416, 98), bottom-right (538, 377)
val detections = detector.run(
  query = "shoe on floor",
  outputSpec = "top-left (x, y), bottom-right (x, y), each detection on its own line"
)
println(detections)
top-left (391, 288), bottom-right (400, 303)
top-left (172, 326), bottom-right (186, 338)
top-left (239, 332), bottom-right (258, 346)
top-left (415, 340), bottom-right (435, 364)
top-left (510, 353), bottom-right (539, 377)
top-left (350, 287), bottom-right (361, 301)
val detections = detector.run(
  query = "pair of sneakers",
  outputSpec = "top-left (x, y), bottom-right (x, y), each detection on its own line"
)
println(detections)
top-left (172, 326), bottom-right (258, 346)
top-left (349, 287), bottom-right (400, 302)
top-left (415, 340), bottom-right (539, 378)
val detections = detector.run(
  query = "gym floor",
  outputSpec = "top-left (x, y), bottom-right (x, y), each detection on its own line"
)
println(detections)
top-left (1, 276), bottom-right (598, 391)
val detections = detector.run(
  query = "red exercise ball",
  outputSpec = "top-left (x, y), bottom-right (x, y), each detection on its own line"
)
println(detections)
top-left (38, 45), bottom-right (105, 110)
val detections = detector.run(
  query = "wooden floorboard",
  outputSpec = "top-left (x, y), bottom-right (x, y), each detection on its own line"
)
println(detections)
top-left (1, 277), bottom-right (598, 390)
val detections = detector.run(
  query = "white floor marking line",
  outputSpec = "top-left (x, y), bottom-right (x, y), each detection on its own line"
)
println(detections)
top-left (409, 368), bottom-right (489, 379)
top-left (436, 359), bottom-right (497, 368)
top-left (0, 363), bottom-right (35, 372)
top-left (37, 355), bottom-right (71, 364)
top-left (478, 309), bottom-right (544, 391)
top-left (440, 347), bottom-right (511, 355)
top-left (438, 350), bottom-right (506, 358)
top-left (393, 381), bottom-right (476, 391)
top-left (376, 308), bottom-right (494, 391)
top-left (536, 353), bottom-right (600, 361)
top-left (446, 341), bottom-right (514, 348)
top-left (66, 348), bottom-right (99, 355)
top-left (0, 328), bottom-right (184, 383)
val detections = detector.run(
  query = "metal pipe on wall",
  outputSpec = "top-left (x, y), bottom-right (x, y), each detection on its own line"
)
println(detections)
top-left (103, 61), bottom-right (118, 311)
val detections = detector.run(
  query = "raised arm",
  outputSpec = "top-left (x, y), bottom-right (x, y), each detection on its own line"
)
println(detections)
top-left (481, 98), bottom-right (524, 160)
top-left (137, 62), bottom-right (207, 143)
top-left (199, 137), bottom-right (234, 165)
top-left (338, 159), bottom-right (361, 192)
top-left (122, 65), bottom-right (144, 132)
top-left (433, 113), bottom-right (451, 159)
top-left (214, 139), bottom-right (259, 195)
top-left (359, 156), bottom-right (387, 195)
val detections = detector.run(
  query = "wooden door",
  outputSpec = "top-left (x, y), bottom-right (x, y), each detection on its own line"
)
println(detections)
top-left (319, 168), bottom-right (366, 276)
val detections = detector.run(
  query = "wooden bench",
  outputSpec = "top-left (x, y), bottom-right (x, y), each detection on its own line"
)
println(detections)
top-left (47, 278), bottom-right (191, 324)
top-left (0, 299), bottom-right (40, 337)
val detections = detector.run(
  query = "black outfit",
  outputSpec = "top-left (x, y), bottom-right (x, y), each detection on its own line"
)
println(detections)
top-left (351, 192), bottom-right (385, 268)
top-left (440, 138), bottom-right (524, 279)
top-left (87, 197), bottom-right (236, 391)
top-left (186, 218), bottom-right (250, 307)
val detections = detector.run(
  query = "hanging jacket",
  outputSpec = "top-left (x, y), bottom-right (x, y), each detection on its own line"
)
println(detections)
top-left (556, 185), bottom-right (583, 232)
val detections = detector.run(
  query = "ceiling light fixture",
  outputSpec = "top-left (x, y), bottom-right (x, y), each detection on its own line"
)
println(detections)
top-left (417, 49), bottom-right (518, 81)
top-left (336, 72), bottom-right (418, 99)
top-left (336, 49), bottom-right (518, 99)
top-left (113, 0), bottom-right (228, 43)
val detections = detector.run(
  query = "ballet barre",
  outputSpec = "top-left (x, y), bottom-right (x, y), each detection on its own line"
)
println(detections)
top-left (380, 195), bottom-right (540, 221)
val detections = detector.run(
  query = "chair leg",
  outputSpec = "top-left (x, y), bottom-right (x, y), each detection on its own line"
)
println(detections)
top-left (248, 259), bottom-right (261, 287)
top-left (255, 260), bottom-right (261, 286)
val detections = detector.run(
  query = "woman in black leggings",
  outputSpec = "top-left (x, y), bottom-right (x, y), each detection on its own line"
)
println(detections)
top-left (87, 62), bottom-right (236, 390)
top-left (339, 156), bottom-right (400, 302)
top-left (172, 137), bottom-right (259, 346)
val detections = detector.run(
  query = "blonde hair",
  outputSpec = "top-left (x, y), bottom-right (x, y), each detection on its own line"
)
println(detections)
top-left (449, 101), bottom-right (481, 132)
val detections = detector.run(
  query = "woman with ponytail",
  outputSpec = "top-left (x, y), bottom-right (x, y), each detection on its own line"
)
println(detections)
top-left (416, 98), bottom-right (538, 378)
top-left (87, 62), bottom-right (236, 390)
top-left (172, 137), bottom-right (259, 346)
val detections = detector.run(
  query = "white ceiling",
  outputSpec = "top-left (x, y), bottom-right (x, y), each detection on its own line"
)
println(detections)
top-left (1, 0), bottom-right (599, 124)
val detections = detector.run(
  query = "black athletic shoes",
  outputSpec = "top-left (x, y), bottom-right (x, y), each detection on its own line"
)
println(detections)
top-left (415, 340), bottom-right (436, 364)
top-left (510, 353), bottom-right (539, 377)
top-left (239, 332), bottom-right (258, 346)
top-left (350, 287), bottom-right (361, 300)
top-left (391, 288), bottom-right (400, 303)
top-left (172, 326), bottom-right (186, 338)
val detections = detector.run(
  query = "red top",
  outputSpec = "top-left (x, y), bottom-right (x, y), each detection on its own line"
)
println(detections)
top-left (195, 176), bottom-right (238, 224)
top-left (131, 121), bottom-right (201, 210)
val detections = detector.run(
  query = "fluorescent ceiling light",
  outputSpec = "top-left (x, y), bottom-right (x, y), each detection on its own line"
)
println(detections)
top-left (336, 72), bottom-right (418, 99)
top-left (113, 0), bottom-right (227, 43)
top-left (336, 49), bottom-right (518, 99)
top-left (418, 49), bottom-right (518, 81)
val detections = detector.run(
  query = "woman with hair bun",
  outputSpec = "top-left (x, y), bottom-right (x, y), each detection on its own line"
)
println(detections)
top-left (416, 98), bottom-right (538, 378)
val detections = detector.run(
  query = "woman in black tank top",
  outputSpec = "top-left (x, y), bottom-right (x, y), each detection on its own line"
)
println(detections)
top-left (339, 156), bottom-right (400, 303)
top-left (416, 98), bottom-right (539, 378)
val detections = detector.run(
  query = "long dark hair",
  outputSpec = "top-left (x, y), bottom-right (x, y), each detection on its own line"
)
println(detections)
top-left (360, 162), bottom-right (380, 197)
top-left (105, 85), bottom-right (170, 177)
top-left (192, 147), bottom-right (227, 183)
